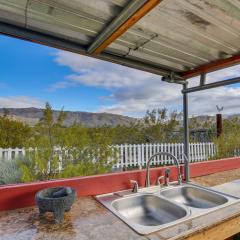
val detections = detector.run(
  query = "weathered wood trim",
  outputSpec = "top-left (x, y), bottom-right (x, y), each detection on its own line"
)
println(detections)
top-left (181, 54), bottom-right (240, 79)
top-left (92, 0), bottom-right (161, 54)
top-left (184, 215), bottom-right (240, 240)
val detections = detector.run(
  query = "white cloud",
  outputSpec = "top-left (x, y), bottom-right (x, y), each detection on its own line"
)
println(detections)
top-left (52, 50), bottom-right (240, 116)
top-left (48, 80), bottom-right (77, 92)
top-left (190, 87), bottom-right (240, 115)
top-left (53, 50), bottom-right (155, 89)
top-left (0, 96), bottom-right (44, 108)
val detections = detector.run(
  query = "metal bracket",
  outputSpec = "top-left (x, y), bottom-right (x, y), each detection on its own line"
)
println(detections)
top-left (161, 72), bottom-right (186, 85)
top-left (200, 73), bottom-right (206, 86)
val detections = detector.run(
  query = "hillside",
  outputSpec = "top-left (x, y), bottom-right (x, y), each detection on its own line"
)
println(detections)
top-left (1, 108), bottom-right (239, 128)
top-left (0, 108), bottom-right (135, 127)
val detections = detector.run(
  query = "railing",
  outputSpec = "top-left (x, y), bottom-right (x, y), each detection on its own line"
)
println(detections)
top-left (0, 142), bottom-right (216, 170)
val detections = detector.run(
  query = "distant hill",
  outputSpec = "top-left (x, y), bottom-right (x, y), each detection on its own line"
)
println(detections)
top-left (190, 114), bottom-right (240, 123)
top-left (0, 108), bottom-right (136, 127)
top-left (1, 108), bottom-right (239, 128)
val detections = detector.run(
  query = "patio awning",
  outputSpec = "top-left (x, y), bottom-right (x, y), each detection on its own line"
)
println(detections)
top-left (0, 0), bottom-right (240, 80)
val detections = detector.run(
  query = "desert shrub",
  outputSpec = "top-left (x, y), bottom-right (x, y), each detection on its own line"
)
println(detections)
top-left (19, 103), bottom-right (117, 182)
top-left (213, 117), bottom-right (240, 159)
top-left (0, 158), bottom-right (22, 184)
top-left (59, 127), bottom-right (117, 178)
top-left (20, 149), bottom-right (60, 182)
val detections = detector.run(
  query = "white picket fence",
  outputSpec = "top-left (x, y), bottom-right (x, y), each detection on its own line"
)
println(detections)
top-left (0, 142), bottom-right (216, 170)
top-left (0, 148), bottom-right (26, 161)
top-left (112, 142), bottom-right (216, 169)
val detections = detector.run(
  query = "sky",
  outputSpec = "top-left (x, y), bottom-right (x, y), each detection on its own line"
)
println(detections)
top-left (1, 34), bottom-right (240, 117)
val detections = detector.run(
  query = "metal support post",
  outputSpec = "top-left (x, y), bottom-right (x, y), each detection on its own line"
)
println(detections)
top-left (183, 82), bottom-right (190, 182)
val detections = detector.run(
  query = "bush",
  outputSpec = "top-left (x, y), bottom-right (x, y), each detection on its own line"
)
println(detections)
top-left (19, 149), bottom-right (60, 182)
top-left (19, 103), bottom-right (117, 183)
top-left (0, 158), bottom-right (22, 184)
top-left (213, 117), bottom-right (240, 159)
top-left (213, 133), bottom-right (240, 159)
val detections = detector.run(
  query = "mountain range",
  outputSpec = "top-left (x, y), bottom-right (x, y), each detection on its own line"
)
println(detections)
top-left (0, 107), bottom-right (239, 127)
top-left (0, 107), bottom-right (135, 127)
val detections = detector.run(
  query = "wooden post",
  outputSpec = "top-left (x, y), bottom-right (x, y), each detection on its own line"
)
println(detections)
top-left (216, 114), bottom-right (223, 138)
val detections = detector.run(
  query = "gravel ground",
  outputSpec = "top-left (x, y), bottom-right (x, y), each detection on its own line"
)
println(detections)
top-left (193, 168), bottom-right (240, 187)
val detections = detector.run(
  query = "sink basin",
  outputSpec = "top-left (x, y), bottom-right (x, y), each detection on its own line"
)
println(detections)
top-left (161, 186), bottom-right (228, 209)
top-left (96, 183), bottom-right (237, 234)
top-left (112, 194), bottom-right (188, 226)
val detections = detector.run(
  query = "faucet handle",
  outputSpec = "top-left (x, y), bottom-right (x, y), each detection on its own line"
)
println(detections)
top-left (157, 176), bottom-right (164, 186)
top-left (165, 168), bottom-right (171, 177)
top-left (165, 168), bottom-right (171, 186)
top-left (130, 180), bottom-right (138, 193)
top-left (178, 173), bottom-right (183, 185)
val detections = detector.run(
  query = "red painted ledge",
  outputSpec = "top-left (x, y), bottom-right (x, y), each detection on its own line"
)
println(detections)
top-left (0, 157), bottom-right (240, 211)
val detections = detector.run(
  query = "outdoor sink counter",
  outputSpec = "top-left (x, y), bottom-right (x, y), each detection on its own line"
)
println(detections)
top-left (0, 169), bottom-right (240, 240)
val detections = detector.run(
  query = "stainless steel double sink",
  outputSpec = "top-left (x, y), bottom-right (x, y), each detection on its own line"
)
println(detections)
top-left (96, 183), bottom-right (239, 235)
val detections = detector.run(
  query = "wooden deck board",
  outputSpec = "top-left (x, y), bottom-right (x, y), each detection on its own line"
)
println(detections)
top-left (184, 215), bottom-right (240, 240)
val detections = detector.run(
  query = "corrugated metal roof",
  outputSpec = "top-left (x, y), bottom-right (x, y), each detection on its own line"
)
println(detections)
top-left (0, 0), bottom-right (240, 79)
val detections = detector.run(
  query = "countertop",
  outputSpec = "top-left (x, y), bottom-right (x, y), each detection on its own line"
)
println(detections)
top-left (1, 169), bottom-right (240, 240)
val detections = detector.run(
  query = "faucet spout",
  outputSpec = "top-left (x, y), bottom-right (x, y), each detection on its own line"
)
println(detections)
top-left (145, 152), bottom-right (182, 187)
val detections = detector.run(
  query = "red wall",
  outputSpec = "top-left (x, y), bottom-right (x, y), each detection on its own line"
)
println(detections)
top-left (0, 157), bottom-right (240, 211)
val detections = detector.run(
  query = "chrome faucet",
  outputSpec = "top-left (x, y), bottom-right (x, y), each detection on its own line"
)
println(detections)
top-left (145, 152), bottom-right (182, 187)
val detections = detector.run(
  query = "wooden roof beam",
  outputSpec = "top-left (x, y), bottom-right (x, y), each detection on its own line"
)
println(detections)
top-left (87, 0), bottom-right (161, 54)
top-left (181, 54), bottom-right (240, 79)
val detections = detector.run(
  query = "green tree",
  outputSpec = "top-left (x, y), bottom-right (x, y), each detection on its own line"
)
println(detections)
top-left (19, 102), bottom-right (117, 182)
top-left (143, 108), bottom-right (182, 143)
top-left (0, 115), bottom-right (32, 148)
top-left (20, 102), bottom-right (67, 181)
